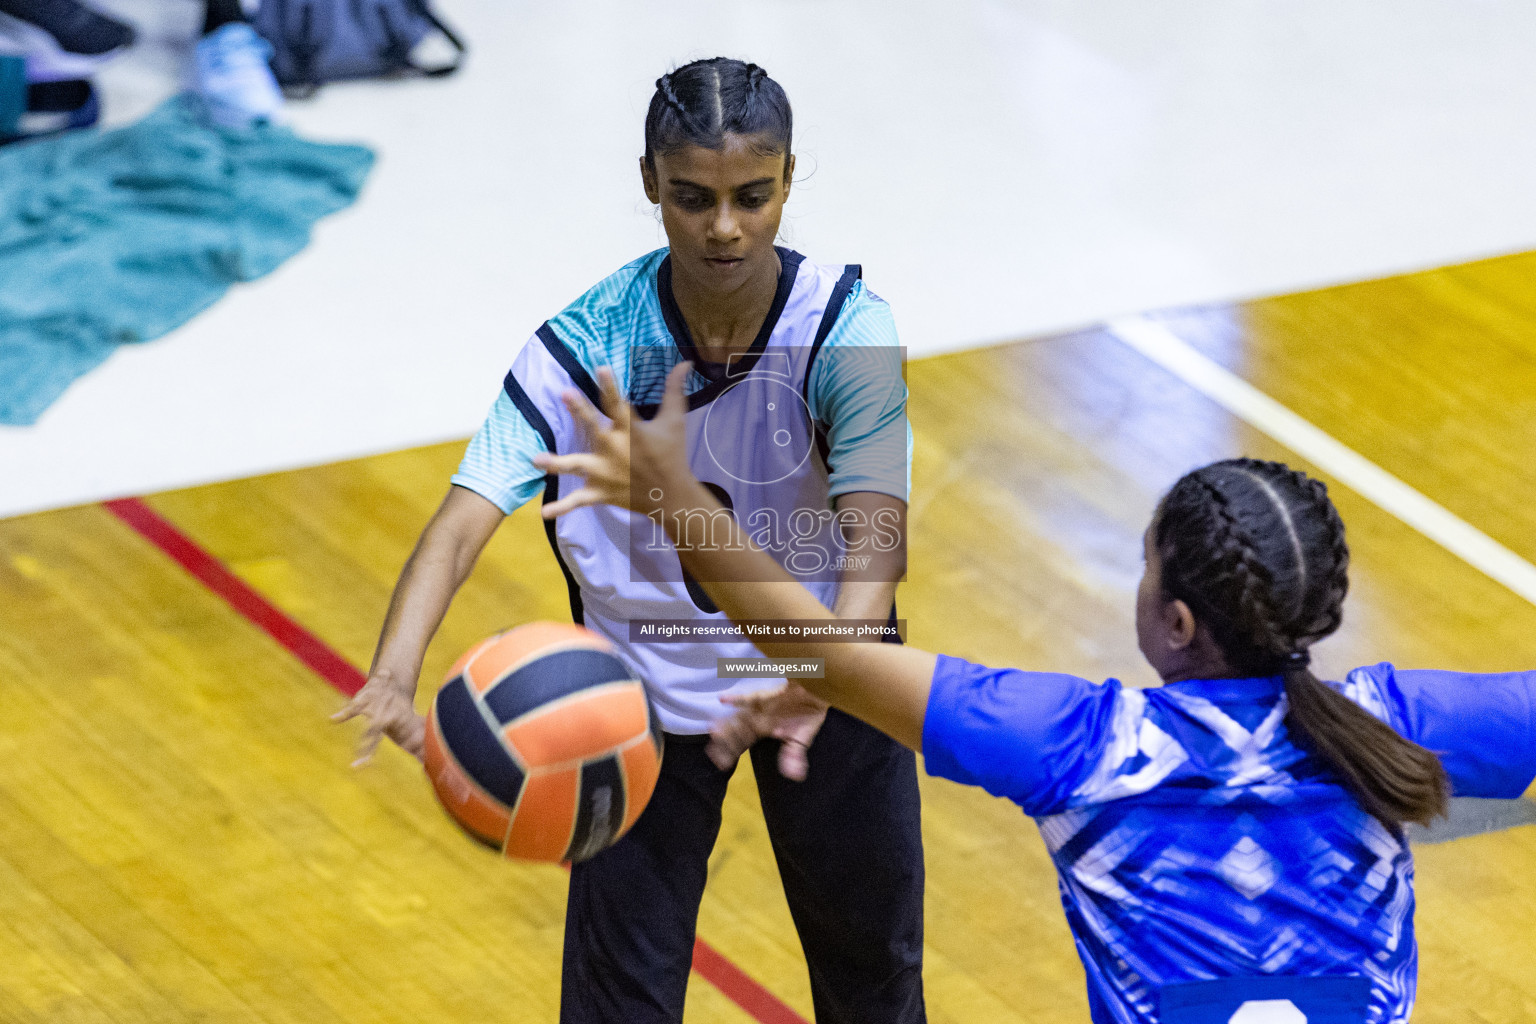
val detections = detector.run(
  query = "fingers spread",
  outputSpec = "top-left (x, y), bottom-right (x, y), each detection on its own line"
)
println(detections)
top-left (533, 452), bottom-right (598, 478)
top-left (352, 729), bottom-right (382, 768)
top-left (561, 387), bottom-right (606, 434)
top-left (595, 367), bottom-right (630, 428)
top-left (661, 361), bottom-right (691, 420)
top-left (542, 487), bottom-right (603, 519)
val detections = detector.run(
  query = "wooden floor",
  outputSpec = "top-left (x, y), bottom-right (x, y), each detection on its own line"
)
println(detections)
top-left (3, 250), bottom-right (1535, 1022)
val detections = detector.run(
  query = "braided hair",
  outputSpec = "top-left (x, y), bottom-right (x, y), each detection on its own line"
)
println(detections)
top-left (644, 58), bottom-right (793, 172)
top-left (1155, 458), bottom-right (1448, 827)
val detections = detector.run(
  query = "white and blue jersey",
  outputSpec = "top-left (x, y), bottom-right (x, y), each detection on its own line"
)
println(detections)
top-left (923, 658), bottom-right (1536, 1024)
top-left (453, 247), bottom-right (910, 734)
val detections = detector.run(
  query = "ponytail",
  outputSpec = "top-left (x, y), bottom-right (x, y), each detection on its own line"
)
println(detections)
top-left (1282, 667), bottom-right (1448, 827)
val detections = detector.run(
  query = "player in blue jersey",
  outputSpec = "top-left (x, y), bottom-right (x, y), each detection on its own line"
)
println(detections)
top-left (336, 59), bottom-right (926, 1023)
top-left (536, 365), bottom-right (1536, 1024)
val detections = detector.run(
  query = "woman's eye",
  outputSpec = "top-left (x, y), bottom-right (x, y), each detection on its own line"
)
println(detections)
top-left (737, 192), bottom-right (770, 209)
top-left (673, 193), bottom-right (711, 211)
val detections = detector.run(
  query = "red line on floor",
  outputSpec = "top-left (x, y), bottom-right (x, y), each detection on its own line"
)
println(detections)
top-left (104, 497), bottom-right (367, 696)
top-left (103, 495), bottom-right (811, 1024)
top-left (692, 940), bottom-right (810, 1024)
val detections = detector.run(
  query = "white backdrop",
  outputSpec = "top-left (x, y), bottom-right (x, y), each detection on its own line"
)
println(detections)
top-left (4, 0), bottom-right (1535, 517)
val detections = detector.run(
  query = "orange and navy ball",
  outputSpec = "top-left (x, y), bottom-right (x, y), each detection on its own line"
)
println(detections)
top-left (422, 622), bottom-right (663, 863)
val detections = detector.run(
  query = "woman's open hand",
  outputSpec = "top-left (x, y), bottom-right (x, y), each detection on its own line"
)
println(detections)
top-left (535, 362), bottom-right (692, 520)
top-left (332, 671), bottom-right (426, 766)
top-left (707, 683), bottom-right (830, 781)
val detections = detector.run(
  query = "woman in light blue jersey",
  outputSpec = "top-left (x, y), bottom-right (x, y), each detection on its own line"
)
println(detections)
top-left (337, 58), bottom-right (926, 1024)
top-left (537, 366), bottom-right (1536, 1024)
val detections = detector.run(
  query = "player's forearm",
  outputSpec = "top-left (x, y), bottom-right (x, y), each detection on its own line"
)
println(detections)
top-left (369, 540), bottom-right (468, 693)
top-left (828, 541), bottom-right (899, 622)
top-left (369, 493), bottom-right (497, 693)
top-left (829, 492), bottom-right (905, 623)
top-left (831, 581), bottom-right (896, 623)
top-left (654, 478), bottom-right (932, 749)
top-left (660, 477), bottom-right (837, 645)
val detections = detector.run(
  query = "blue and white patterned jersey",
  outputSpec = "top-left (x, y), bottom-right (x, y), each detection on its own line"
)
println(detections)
top-left (923, 659), bottom-right (1536, 1024)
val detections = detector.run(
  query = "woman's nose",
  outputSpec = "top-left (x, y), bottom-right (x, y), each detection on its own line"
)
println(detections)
top-left (708, 203), bottom-right (740, 241)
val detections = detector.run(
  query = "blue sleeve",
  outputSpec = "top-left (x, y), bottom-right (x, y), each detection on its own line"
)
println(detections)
top-left (921, 654), bottom-right (1122, 816)
top-left (1343, 663), bottom-right (1536, 798)
top-left (449, 390), bottom-right (547, 514)
top-left (806, 282), bottom-right (911, 503)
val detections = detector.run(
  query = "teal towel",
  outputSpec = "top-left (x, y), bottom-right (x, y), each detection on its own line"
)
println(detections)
top-left (0, 95), bottom-right (374, 426)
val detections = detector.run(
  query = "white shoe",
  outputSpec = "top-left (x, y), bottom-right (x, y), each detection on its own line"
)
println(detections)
top-left (193, 21), bottom-right (285, 130)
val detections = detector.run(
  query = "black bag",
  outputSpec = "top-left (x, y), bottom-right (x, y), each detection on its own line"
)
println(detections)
top-left (253, 0), bottom-right (465, 94)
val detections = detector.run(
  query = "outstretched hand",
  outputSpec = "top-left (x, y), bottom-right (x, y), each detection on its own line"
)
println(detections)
top-left (535, 362), bottom-right (693, 520)
top-left (332, 673), bottom-right (426, 767)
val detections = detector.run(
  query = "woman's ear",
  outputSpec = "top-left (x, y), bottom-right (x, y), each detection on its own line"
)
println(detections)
top-left (1163, 598), bottom-right (1198, 651)
top-left (640, 157), bottom-right (660, 204)
top-left (782, 153), bottom-right (796, 194)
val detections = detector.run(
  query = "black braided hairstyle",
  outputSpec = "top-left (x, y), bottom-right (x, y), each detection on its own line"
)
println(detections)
top-left (643, 58), bottom-right (792, 172)
top-left (1155, 458), bottom-right (1448, 827)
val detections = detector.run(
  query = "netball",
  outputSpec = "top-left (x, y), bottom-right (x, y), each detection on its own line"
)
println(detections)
top-left (422, 622), bottom-right (663, 863)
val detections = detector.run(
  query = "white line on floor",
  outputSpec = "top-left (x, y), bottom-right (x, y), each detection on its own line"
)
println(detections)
top-left (1104, 314), bottom-right (1536, 607)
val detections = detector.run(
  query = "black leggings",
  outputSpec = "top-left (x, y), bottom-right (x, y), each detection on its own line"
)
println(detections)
top-left (561, 709), bottom-right (927, 1024)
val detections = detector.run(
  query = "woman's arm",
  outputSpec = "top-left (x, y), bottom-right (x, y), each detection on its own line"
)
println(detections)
top-left (536, 365), bottom-right (935, 751)
top-left (1360, 664), bottom-right (1536, 802)
top-left (333, 485), bottom-right (504, 763)
top-left (708, 491), bottom-right (908, 777)
top-left (828, 490), bottom-right (906, 624)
